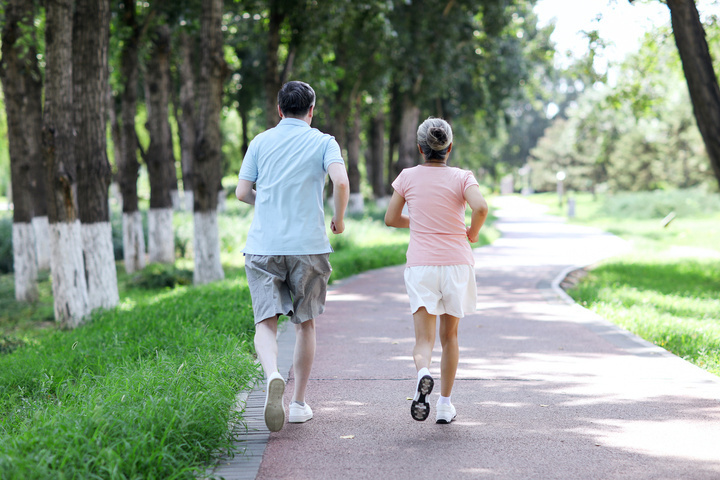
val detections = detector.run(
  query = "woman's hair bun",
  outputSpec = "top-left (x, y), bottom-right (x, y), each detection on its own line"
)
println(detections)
top-left (427, 127), bottom-right (451, 151)
top-left (417, 117), bottom-right (453, 158)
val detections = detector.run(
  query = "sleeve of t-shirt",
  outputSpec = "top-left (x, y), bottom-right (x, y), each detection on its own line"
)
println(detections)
top-left (462, 170), bottom-right (479, 193)
top-left (238, 141), bottom-right (258, 182)
top-left (323, 137), bottom-right (345, 172)
top-left (391, 171), bottom-right (407, 198)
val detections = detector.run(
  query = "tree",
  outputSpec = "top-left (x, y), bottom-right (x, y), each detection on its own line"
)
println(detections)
top-left (115, 0), bottom-right (153, 274)
top-left (386, 0), bottom-right (537, 179)
top-left (43, 0), bottom-right (90, 326)
top-left (192, 0), bottom-right (226, 285)
top-left (177, 28), bottom-right (197, 211)
top-left (145, 22), bottom-right (176, 264)
top-left (73, 0), bottom-right (119, 311)
top-left (663, 0), bottom-right (720, 189)
top-left (0, 0), bottom-right (40, 301)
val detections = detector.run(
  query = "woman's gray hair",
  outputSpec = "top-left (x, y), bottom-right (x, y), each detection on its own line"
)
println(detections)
top-left (417, 117), bottom-right (453, 161)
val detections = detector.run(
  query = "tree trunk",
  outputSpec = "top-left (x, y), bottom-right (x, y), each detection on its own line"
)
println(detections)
top-left (346, 98), bottom-right (363, 214)
top-left (367, 107), bottom-right (385, 199)
top-left (1, 0), bottom-right (39, 301)
top-left (193, 0), bottom-right (226, 285)
top-left (264, 2), bottom-right (283, 129)
top-left (22, 23), bottom-right (50, 272)
top-left (145, 23), bottom-right (175, 264)
top-left (73, 0), bottom-right (118, 311)
top-left (178, 29), bottom-right (197, 212)
top-left (667, 0), bottom-right (720, 189)
top-left (396, 95), bottom-right (420, 174)
top-left (118, 0), bottom-right (146, 273)
top-left (387, 83), bottom-right (401, 193)
top-left (43, 0), bottom-right (90, 326)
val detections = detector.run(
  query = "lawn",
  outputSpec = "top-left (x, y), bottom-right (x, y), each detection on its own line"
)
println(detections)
top-left (527, 189), bottom-right (720, 376)
top-left (0, 197), bottom-right (497, 479)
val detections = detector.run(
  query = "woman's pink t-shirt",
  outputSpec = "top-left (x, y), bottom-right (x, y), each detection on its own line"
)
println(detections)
top-left (391, 165), bottom-right (479, 267)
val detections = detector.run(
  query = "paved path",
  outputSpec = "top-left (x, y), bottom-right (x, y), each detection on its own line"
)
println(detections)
top-left (210, 196), bottom-right (720, 480)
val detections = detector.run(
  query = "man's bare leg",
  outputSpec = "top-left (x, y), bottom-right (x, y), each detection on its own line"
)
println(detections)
top-left (254, 316), bottom-right (280, 377)
top-left (255, 315), bottom-right (286, 432)
top-left (291, 318), bottom-right (316, 404)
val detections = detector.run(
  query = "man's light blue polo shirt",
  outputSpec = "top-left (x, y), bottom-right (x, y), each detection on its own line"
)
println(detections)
top-left (239, 118), bottom-right (345, 255)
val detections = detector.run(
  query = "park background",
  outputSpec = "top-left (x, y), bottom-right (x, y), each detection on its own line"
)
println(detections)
top-left (0, 0), bottom-right (719, 478)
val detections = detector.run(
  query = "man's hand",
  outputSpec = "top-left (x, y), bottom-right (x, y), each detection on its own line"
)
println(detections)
top-left (331, 216), bottom-right (345, 234)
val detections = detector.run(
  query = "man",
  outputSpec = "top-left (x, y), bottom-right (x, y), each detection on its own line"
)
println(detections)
top-left (236, 81), bottom-right (350, 432)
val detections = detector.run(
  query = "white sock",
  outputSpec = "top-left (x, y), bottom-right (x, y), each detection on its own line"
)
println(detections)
top-left (437, 395), bottom-right (451, 406)
top-left (417, 367), bottom-right (431, 382)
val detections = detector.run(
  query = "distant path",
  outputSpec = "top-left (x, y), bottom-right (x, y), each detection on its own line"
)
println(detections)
top-left (211, 196), bottom-right (720, 480)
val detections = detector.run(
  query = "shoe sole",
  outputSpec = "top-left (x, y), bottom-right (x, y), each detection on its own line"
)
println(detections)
top-left (288, 414), bottom-right (313, 423)
top-left (264, 377), bottom-right (286, 432)
top-left (411, 375), bottom-right (434, 421)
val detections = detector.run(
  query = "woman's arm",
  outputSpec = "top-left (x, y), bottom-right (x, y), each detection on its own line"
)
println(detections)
top-left (384, 191), bottom-right (409, 229)
top-left (464, 185), bottom-right (488, 243)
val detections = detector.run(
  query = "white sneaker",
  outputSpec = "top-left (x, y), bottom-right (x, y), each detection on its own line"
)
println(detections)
top-left (264, 372), bottom-right (286, 432)
top-left (435, 403), bottom-right (457, 424)
top-left (288, 401), bottom-right (313, 423)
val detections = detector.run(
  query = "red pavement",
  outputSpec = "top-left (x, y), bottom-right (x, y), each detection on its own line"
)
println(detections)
top-left (210, 196), bottom-right (720, 480)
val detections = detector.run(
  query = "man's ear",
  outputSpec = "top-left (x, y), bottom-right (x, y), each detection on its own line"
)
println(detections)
top-left (277, 105), bottom-right (283, 119)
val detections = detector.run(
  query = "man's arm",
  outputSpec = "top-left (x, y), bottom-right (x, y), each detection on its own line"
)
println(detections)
top-left (384, 191), bottom-right (409, 228)
top-left (328, 162), bottom-right (349, 234)
top-left (236, 179), bottom-right (256, 205)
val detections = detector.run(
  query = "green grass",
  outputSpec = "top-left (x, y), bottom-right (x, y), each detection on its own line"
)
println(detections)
top-left (569, 256), bottom-right (720, 375)
top-left (525, 189), bottom-right (720, 377)
top-left (0, 200), bottom-right (497, 479)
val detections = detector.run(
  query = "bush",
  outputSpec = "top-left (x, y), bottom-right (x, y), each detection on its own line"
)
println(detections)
top-left (129, 263), bottom-right (194, 289)
top-left (601, 188), bottom-right (720, 219)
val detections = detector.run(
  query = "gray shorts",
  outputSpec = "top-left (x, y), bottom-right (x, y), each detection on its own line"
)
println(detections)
top-left (245, 254), bottom-right (332, 324)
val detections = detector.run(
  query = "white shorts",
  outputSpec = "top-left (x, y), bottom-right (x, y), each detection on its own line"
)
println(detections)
top-left (404, 265), bottom-right (477, 318)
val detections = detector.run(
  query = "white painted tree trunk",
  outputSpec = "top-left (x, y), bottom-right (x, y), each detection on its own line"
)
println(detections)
top-left (32, 215), bottom-right (50, 270)
top-left (122, 211), bottom-right (146, 273)
top-left (148, 207), bottom-right (174, 264)
top-left (193, 210), bottom-right (224, 285)
top-left (172, 190), bottom-right (182, 211)
top-left (184, 190), bottom-right (194, 211)
top-left (217, 190), bottom-right (226, 212)
top-left (347, 193), bottom-right (365, 214)
top-left (49, 221), bottom-right (89, 327)
top-left (82, 222), bottom-right (119, 310)
top-left (12, 222), bottom-right (38, 302)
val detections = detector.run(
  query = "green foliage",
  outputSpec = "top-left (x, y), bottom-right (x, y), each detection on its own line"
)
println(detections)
top-left (0, 92), bottom-right (8, 198)
top-left (529, 24), bottom-right (717, 193)
top-left (599, 188), bottom-right (720, 220)
top-left (129, 263), bottom-right (193, 289)
top-left (0, 278), bottom-right (258, 479)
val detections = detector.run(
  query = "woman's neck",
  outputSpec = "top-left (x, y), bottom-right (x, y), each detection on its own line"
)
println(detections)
top-left (423, 160), bottom-right (447, 167)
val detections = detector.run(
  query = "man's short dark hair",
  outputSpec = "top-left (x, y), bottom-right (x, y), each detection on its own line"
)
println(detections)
top-left (278, 81), bottom-right (316, 117)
